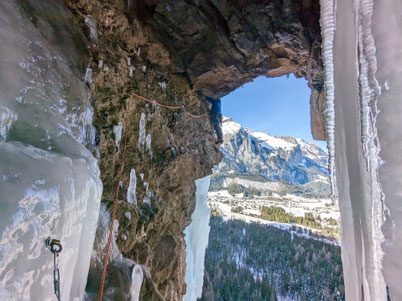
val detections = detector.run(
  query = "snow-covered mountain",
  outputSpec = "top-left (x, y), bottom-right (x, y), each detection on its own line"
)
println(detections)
top-left (214, 117), bottom-right (330, 196)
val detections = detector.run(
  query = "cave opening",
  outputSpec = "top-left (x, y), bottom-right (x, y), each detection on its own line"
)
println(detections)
top-left (199, 74), bottom-right (343, 299)
top-left (221, 74), bottom-right (327, 150)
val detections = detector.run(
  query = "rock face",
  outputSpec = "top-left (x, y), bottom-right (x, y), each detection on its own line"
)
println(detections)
top-left (62, 0), bottom-right (324, 299)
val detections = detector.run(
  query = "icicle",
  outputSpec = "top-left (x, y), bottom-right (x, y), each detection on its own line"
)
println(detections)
top-left (84, 67), bottom-right (93, 87)
top-left (129, 66), bottom-right (135, 78)
top-left (84, 15), bottom-right (98, 40)
top-left (130, 265), bottom-right (144, 301)
top-left (138, 113), bottom-right (146, 151)
top-left (355, 0), bottom-right (385, 298)
top-left (319, 0), bottom-right (336, 201)
top-left (127, 168), bottom-right (137, 206)
top-left (146, 134), bottom-right (152, 159)
top-left (113, 122), bottom-right (123, 152)
top-left (183, 176), bottom-right (211, 301)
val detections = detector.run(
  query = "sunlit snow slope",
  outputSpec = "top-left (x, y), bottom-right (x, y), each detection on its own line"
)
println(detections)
top-left (0, 1), bottom-right (102, 300)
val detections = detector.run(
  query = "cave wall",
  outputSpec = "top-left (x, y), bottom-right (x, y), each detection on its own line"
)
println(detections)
top-left (64, 0), bottom-right (325, 299)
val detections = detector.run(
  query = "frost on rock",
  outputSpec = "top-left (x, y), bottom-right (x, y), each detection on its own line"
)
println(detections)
top-left (138, 113), bottom-right (146, 151)
top-left (127, 169), bottom-right (137, 206)
top-left (113, 122), bottom-right (123, 152)
top-left (0, 1), bottom-right (102, 300)
top-left (183, 176), bottom-right (211, 301)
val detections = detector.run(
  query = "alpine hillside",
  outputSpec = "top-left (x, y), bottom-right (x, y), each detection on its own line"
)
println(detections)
top-left (212, 117), bottom-right (331, 198)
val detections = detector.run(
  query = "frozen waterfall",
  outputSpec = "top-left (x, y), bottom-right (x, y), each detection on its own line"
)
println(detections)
top-left (183, 176), bottom-right (211, 301)
top-left (0, 1), bottom-right (102, 300)
top-left (320, 0), bottom-right (402, 299)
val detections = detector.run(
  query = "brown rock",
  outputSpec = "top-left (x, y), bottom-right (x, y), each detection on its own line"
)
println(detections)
top-left (65, 0), bottom-right (326, 299)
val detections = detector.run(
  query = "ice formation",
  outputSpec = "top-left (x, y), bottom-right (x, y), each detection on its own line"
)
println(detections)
top-left (130, 265), bottom-right (144, 301)
top-left (319, 0), bottom-right (336, 200)
top-left (84, 67), bottom-right (93, 87)
top-left (138, 113), bottom-right (146, 151)
top-left (0, 1), bottom-right (102, 300)
top-left (320, 0), bottom-right (402, 299)
top-left (127, 168), bottom-right (137, 206)
top-left (113, 122), bottom-right (123, 152)
top-left (129, 66), bottom-right (135, 78)
top-left (146, 133), bottom-right (152, 158)
top-left (84, 15), bottom-right (98, 40)
top-left (183, 176), bottom-right (211, 301)
top-left (84, 205), bottom-right (140, 301)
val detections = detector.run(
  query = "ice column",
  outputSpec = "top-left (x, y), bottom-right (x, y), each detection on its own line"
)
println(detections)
top-left (325, 0), bottom-right (390, 299)
top-left (183, 176), bottom-right (211, 301)
top-left (0, 1), bottom-right (102, 300)
top-left (319, 0), bottom-right (336, 201)
top-left (371, 0), bottom-right (402, 299)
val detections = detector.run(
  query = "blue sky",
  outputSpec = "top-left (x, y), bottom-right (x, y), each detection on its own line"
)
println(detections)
top-left (221, 75), bottom-right (328, 151)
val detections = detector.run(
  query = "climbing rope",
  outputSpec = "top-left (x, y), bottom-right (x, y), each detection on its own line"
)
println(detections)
top-left (97, 112), bottom-right (130, 301)
top-left (46, 237), bottom-right (62, 301)
top-left (130, 92), bottom-right (208, 119)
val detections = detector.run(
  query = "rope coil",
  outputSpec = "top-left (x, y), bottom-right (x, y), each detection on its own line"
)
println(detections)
top-left (131, 92), bottom-right (208, 118)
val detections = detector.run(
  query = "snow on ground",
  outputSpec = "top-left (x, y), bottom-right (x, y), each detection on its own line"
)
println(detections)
top-left (208, 189), bottom-right (340, 243)
top-left (209, 200), bottom-right (339, 245)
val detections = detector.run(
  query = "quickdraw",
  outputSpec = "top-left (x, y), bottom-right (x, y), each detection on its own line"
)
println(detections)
top-left (46, 237), bottom-right (62, 301)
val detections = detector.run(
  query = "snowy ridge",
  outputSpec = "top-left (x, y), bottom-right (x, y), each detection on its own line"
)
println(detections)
top-left (218, 117), bottom-right (329, 192)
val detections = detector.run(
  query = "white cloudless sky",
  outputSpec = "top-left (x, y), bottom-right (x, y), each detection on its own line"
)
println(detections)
top-left (221, 75), bottom-right (328, 151)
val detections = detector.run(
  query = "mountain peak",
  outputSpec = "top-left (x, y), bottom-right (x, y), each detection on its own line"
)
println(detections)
top-left (217, 117), bottom-right (330, 196)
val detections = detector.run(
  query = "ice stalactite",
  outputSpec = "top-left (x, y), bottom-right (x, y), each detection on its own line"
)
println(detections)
top-left (328, 0), bottom-right (391, 299)
top-left (138, 113), bottom-right (146, 151)
top-left (127, 168), bottom-right (137, 206)
top-left (183, 176), bottom-right (211, 301)
top-left (84, 67), bottom-right (93, 87)
top-left (130, 265), bottom-right (144, 301)
top-left (146, 133), bottom-right (152, 159)
top-left (85, 15), bottom-right (98, 41)
top-left (319, 0), bottom-right (336, 201)
top-left (0, 1), bottom-right (102, 300)
top-left (355, 0), bottom-right (386, 299)
top-left (113, 122), bottom-right (123, 152)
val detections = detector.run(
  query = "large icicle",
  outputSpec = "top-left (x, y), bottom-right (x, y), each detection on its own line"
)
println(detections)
top-left (183, 176), bottom-right (211, 301)
top-left (319, 0), bottom-right (336, 201)
top-left (328, 0), bottom-right (388, 299)
top-left (371, 0), bottom-right (402, 299)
